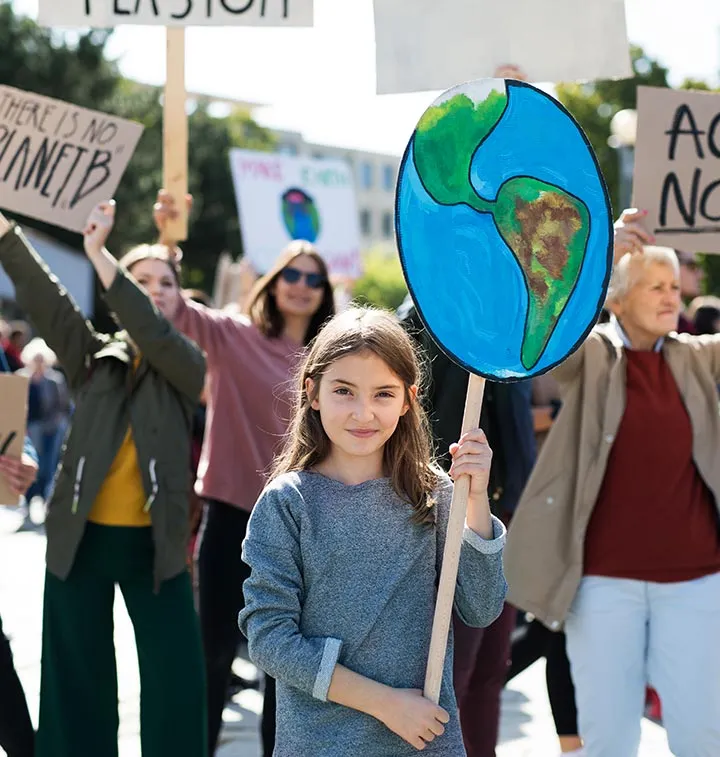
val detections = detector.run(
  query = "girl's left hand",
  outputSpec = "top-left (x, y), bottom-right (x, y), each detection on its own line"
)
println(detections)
top-left (449, 428), bottom-right (492, 501)
top-left (83, 201), bottom-right (115, 258)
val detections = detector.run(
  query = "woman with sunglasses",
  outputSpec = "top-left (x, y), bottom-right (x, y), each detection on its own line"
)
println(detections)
top-left (154, 191), bottom-right (335, 757)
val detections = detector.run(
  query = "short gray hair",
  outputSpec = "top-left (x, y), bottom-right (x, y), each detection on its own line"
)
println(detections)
top-left (606, 246), bottom-right (680, 304)
top-left (21, 337), bottom-right (57, 367)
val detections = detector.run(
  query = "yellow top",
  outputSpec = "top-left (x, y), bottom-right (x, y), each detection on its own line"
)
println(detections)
top-left (87, 358), bottom-right (151, 527)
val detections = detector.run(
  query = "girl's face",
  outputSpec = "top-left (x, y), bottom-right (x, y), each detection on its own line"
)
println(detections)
top-left (307, 351), bottom-right (416, 474)
top-left (129, 258), bottom-right (181, 320)
top-left (272, 254), bottom-right (326, 321)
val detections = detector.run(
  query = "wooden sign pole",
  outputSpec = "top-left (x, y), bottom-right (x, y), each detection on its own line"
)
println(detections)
top-left (424, 372), bottom-right (487, 703)
top-left (163, 27), bottom-right (188, 243)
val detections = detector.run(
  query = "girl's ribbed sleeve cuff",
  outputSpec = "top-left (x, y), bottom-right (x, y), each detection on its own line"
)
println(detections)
top-left (312, 637), bottom-right (343, 702)
top-left (463, 515), bottom-right (506, 555)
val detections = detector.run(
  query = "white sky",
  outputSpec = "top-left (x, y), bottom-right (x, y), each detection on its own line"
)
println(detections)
top-left (9, 0), bottom-right (720, 156)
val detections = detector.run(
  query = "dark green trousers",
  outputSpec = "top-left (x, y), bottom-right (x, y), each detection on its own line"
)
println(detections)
top-left (37, 524), bottom-right (207, 757)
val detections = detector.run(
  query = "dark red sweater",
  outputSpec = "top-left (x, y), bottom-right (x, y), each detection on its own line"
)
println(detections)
top-left (584, 349), bottom-right (720, 582)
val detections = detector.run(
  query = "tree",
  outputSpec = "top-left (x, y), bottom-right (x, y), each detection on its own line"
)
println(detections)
top-left (0, 3), bottom-right (275, 302)
top-left (0, 4), bottom-right (120, 248)
top-left (556, 46), bottom-right (670, 214)
top-left (557, 47), bottom-right (720, 296)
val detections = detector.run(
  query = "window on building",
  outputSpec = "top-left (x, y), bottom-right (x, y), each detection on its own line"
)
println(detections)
top-left (382, 211), bottom-right (394, 239)
top-left (360, 162), bottom-right (373, 189)
top-left (360, 209), bottom-right (372, 236)
top-left (383, 164), bottom-right (395, 192)
top-left (277, 143), bottom-right (298, 156)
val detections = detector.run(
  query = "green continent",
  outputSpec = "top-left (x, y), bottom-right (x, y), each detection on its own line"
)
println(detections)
top-left (413, 91), bottom-right (507, 211)
top-left (492, 178), bottom-right (589, 369)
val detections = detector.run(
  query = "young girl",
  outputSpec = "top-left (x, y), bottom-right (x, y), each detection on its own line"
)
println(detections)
top-left (239, 308), bottom-right (507, 755)
top-left (0, 202), bottom-right (207, 757)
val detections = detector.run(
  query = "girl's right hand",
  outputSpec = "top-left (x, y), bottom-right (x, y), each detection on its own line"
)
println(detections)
top-left (378, 688), bottom-right (449, 750)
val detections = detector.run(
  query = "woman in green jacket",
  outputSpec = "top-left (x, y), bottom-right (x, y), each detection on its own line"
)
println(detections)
top-left (0, 202), bottom-right (207, 757)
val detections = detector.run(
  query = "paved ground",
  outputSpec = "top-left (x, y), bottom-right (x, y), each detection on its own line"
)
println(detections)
top-left (0, 507), bottom-right (672, 757)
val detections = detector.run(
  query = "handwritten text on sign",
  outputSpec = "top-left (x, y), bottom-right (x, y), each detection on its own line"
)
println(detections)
top-left (633, 86), bottom-right (720, 253)
top-left (0, 86), bottom-right (143, 234)
top-left (39, 0), bottom-right (314, 27)
top-left (230, 149), bottom-right (362, 278)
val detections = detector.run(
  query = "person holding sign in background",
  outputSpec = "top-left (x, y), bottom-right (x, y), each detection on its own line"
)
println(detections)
top-left (154, 190), bottom-right (336, 756)
top-left (0, 202), bottom-right (208, 757)
top-left (0, 343), bottom-right (38, 757)
top-left (505, 210), bottom-right (720, 757)
top-left (239, 307), bottom-right (507, 756)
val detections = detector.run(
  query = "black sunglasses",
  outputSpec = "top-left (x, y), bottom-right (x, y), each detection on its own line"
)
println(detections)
top-left (279, 266), bottom-right (326, 289)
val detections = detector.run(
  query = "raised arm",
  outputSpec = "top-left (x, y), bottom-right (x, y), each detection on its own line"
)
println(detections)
top-left (0, 213), bottom-right (102, 390)
top-left (172, 294), bottom-right (249, 366)
top-left (434, 471), bottom-right (507, 629)
top-left (83, 202), bottom-right (205, 401)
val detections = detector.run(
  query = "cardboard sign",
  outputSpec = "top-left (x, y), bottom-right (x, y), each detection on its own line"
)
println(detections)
top-left (39, 0), bottom-right (314, 27)
top-left (633, 86), bottom-right (720, 253)
top-left (229, 149), bottom-right (362, 277)
top-left (396, 78), bottom-right (612, 380)
top-left (0, 86), bottom-right (143, 234)
top-left (0, 374), bottom-right (29, 506)
top-left (373, 0), bottom-right (632, 95)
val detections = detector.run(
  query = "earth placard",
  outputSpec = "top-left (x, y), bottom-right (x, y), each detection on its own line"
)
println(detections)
top-left (229, 149), bottom-right (361, 278)
top-left (396, 78), bottom-right (613, 381)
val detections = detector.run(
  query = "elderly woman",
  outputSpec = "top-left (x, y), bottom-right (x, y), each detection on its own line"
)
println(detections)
top-left (504, 209), bottom-right (720, 757)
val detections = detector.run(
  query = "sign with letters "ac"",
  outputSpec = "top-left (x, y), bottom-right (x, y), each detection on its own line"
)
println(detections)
top-left (633, 86), bottom-right (720, 254)
top-left (39, 0), bottom-right (314, 27)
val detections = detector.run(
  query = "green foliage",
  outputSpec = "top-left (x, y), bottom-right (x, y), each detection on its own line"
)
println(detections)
top-left (556, 47), bottom-right (720, 296)
top-left (556, 46), bottom-right (670, 216)
top-left (352, 249), bottom-right (408, 311)
top-left (414, 91), bottom-right (506, 209)
top-left (0, 3), bottom-right (275, 296)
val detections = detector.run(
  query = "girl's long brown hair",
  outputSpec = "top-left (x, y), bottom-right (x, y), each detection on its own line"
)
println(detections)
top-left (271, 307), bottom-right (440, 525)
top-left (245, 240), bottom-right (335, 345)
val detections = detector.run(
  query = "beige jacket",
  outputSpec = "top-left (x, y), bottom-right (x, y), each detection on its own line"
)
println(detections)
top-left (504, 322), bottom-right (720, 630)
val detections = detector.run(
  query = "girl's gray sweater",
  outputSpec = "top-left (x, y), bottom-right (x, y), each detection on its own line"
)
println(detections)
top-left (239, 470), bottom-right (507, 756)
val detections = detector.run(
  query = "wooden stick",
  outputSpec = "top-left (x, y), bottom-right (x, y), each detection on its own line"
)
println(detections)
top-left (424, 372), bottom-right (487, 704)
top-left (163, 27), bottom-right (188, 243)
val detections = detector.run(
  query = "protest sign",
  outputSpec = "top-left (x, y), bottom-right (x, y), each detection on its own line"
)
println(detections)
top-left (0, 86), bottom-right (143, 234)
top-left (396, 77), bottom-right (612, 701)
top-left (39, 0), bottom-right (314, 27)
top-left (633, 86), bottom-right (720, 253)
top-left (374, 0), bottom-right (632, 94)
top-left (229, 149), bottom-right (362, 278)
top-left (0, 374), bottom-right (29, 507)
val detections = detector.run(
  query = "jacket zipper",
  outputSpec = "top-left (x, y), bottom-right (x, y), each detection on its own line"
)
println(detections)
top-left (143, 458), bottom-right (158, 513)
top-left (71, 457), bottom-right (86, 514)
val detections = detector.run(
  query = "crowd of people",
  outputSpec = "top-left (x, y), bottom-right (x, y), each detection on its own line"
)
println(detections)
top-left (0, 179), bottom-right (718, 757)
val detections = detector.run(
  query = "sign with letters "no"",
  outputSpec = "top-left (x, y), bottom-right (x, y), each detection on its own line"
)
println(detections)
top-left (633, 86), bottom-right (720, 253)
top-left (0, 86), bottom-right (143, 234)
top-left (39, 0), bottom-right (314, 27)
